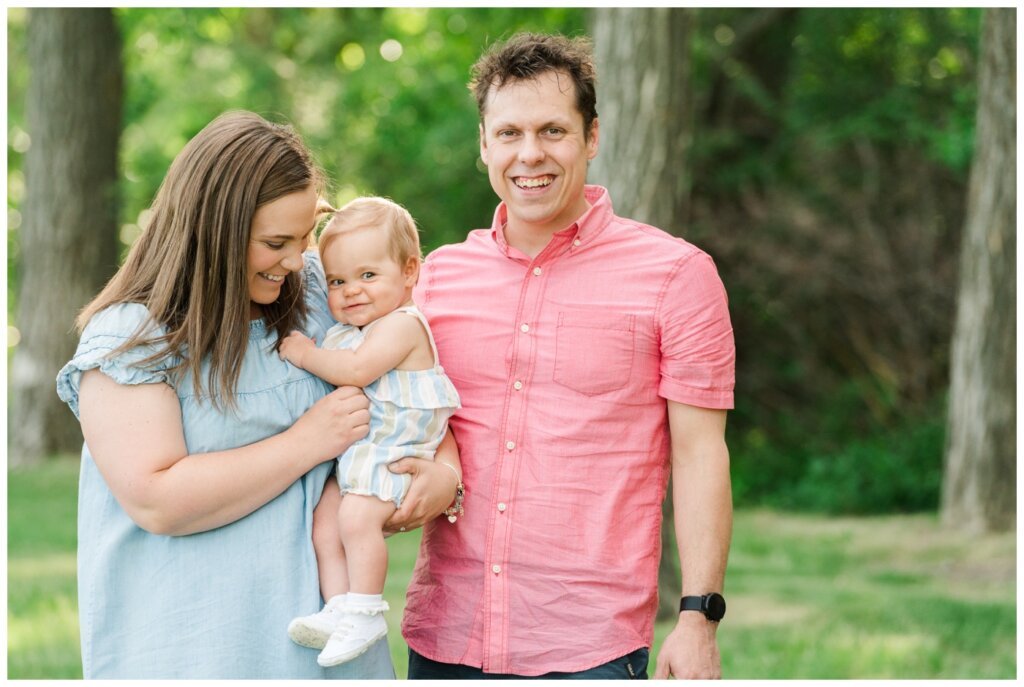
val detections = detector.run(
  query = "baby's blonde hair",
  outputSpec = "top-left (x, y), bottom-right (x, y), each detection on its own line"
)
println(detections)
top-left (319, 196), bottom-right (422, 268)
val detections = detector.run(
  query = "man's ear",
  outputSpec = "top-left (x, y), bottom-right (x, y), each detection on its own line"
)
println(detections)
top-left (587, 117), bottom-right (599, 161)
top-left (479, 122), bottom-right (489, 164)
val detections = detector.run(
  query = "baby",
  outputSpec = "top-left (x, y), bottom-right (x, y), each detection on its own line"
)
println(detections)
top-left (279, 196), bottom-right (460, 667)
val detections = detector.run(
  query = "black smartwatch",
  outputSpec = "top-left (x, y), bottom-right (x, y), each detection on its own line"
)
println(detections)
top-left (679, 593), bottom-right (726, 622)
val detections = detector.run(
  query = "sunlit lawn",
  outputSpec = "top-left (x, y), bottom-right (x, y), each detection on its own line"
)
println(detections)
top-left (8, 458), bottom-right (1016, 679)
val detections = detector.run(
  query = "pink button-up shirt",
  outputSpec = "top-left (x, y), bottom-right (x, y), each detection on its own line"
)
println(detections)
top-left (403, 186), bottom-right (734, 675)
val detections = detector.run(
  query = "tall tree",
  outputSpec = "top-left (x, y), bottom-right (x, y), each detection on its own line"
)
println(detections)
top-left (9, 9), bottom-right (122, 465)
top-left (589, 7), bottom-right (697, 229)
top-left (589, 7), bottom-right (698, 620)
top-left (941, 8), bottom-right (1015, 532)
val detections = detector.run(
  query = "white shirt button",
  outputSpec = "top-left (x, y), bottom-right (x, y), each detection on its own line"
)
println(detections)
top-left (506, 441), bottom-right (515, 451)
top-left (573, 239), bottom-right (581, 246)
top-left (532, 267), bottom-right (542, 276)
top-left (520, 323), bottom-right (530, 333)
top-left (492, 564), bottom-right (501, 574)
top-left (497, 502), bottom-right (507, 512)
top-left (513, 381), bottom-right (523, 390)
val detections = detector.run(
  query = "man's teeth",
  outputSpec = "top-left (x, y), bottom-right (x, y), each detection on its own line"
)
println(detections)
top-left (261, 273), bottom-right (284, 282)
top-left (516, 177), bottom-right (552, 188)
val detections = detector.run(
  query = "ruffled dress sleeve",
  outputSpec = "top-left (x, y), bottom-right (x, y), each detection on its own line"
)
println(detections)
top-left (56, 303), bottom-right (176, 419)
top-left (301, 250), bottom-right (338, 338)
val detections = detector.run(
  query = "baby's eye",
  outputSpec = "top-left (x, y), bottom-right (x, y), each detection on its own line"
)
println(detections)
top-left (361, 272), bottom-right (376, 280)
top-left (328, 279), bottom-right (344, 288)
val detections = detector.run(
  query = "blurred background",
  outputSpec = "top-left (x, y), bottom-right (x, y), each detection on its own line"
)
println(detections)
top-left (6, 7), bottom-right (1015, 679)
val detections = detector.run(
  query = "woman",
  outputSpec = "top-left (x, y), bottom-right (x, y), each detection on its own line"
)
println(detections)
top-left (56, 111), bottom-right (460, 678)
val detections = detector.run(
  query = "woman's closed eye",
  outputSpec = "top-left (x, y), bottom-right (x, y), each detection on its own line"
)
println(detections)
top-left (264, 230), bottom-right (311, 251)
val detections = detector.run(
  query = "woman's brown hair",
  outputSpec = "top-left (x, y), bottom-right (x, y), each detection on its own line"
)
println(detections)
top-left (78, 111), bottom-right (325, 407)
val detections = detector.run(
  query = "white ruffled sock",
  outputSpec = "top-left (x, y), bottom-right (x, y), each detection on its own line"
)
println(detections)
top-left (345, 592), bottom-right (386, 628)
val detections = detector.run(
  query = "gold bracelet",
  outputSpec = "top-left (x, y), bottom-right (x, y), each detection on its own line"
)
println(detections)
top-left (439, 462), bottom-right (465, 523)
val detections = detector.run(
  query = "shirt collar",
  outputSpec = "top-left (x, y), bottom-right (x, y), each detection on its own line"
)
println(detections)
top-left (489, 185), bottom-right (614, 256)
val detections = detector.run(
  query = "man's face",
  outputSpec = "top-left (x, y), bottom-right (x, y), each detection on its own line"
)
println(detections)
top-left (479, 70), bottom-right (598, 237)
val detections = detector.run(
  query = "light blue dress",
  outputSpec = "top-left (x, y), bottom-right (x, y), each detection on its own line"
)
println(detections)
top-left (325, 306), bottom-right (460, 507)
top-left (55, 253), bottom-right (395, 679)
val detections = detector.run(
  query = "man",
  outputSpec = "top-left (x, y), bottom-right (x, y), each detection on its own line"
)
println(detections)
top-left (404, 32), bottom-right (735, 679)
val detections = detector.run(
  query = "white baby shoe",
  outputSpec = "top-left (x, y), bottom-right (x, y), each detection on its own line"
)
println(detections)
top-left (287, 594), bottom-right (349, 650)
top-left (316, 601), bottom-right (389, 667)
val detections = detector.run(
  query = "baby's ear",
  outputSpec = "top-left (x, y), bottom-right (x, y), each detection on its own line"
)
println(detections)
top-left (315, 198), bottom-right (336, 218)
top-left (404, 256), bottom-right (421, 278)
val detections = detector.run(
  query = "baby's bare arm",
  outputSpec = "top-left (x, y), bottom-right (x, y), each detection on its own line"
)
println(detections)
top-left (281, 313), bottom-right (426, 387)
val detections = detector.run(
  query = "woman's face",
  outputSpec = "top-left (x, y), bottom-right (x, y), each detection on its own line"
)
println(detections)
top-left (247, 185), bottom-right (318, 316)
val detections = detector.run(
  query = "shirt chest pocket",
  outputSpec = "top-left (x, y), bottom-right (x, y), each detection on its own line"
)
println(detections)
top-left (553, 311), bottom-right (636, 395)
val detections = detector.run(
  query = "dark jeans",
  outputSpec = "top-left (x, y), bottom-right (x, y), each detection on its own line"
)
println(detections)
top-left (408, 647), bottom-right (649, 680)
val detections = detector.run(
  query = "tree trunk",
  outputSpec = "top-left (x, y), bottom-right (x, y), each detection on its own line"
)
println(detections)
top-left (589, 7), bottom-right (697, 620)
top-left (941, 8), bottom-right (1016, 533)
top-left (589, 8), bottom-right (696, 234)
top-left (9, 9), bottom-right (122, 466)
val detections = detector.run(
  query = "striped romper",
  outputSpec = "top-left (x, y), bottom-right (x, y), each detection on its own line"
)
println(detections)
top-left (323, 305), bottom-right (461, 507)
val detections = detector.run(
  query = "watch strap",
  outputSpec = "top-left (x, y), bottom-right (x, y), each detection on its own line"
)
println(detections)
top-left (679, 596), bottom-right (705, 613)
top-left (679, 593), bottom-right (726, 622)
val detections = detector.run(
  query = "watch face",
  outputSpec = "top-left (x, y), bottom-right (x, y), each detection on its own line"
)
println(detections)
top-left (705, 593), bottom-right (726, 621)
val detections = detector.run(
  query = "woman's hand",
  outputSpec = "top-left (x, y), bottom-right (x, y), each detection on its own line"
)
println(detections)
top-left (288, 386), bottom-right (370, 464)
top-left (384, 430), bottom-right (462, 534)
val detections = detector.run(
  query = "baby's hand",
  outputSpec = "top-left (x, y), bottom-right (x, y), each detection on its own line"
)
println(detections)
top-left (279, 331), bottom-right (315, 368)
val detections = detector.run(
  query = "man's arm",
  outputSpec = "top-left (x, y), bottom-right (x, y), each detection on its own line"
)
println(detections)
top-left (653, 400), bottom-right (732, 679)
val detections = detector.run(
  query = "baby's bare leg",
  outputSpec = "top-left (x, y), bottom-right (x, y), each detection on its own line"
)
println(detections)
top-left (312, 476), bottom-right (349, 600)
top-left (337, 493), bottom-right (397, 595)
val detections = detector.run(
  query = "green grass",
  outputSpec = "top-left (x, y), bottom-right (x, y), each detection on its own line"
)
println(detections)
top-left (7, 458), bottom-right (82, 679)
top-left (8, 459), bottom-right (1017, 679)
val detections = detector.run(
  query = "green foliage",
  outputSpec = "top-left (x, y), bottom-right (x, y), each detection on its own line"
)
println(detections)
top-left (7, 8), bottom-right (29, 324)
top-left (6, 6), bottom-right (583, 346)
top-left (731, 390), bottom-right (946, 514)
top-left (690, 8), bottom-right (980, 192)
top-left (773, 414), bottom-right (944, 514)
top-left (110, 8), bottom-right (585, 254)
top-left (10, 463), bottom-right (1015, 679)
top-left (786, 8), bottom-right (980, 170)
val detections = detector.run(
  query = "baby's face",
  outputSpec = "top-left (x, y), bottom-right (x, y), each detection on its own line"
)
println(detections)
top-left (322, 228), bottom-right (414, 327)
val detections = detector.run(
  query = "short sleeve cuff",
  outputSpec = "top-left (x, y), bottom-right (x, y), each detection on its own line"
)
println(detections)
top-left (302, 250), bottom-right (336, 335)
top-left (55, 303), bottom-right (173, 419)
top-left (659, 376), bottom-right (734, 410)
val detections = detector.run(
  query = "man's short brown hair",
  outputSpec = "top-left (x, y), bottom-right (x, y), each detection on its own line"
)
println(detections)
top-left (469, 32), bottom-right (598, 139)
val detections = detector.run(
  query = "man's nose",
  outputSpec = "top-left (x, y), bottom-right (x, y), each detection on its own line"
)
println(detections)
top-left (518, 134), bottom-right (545, 165)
